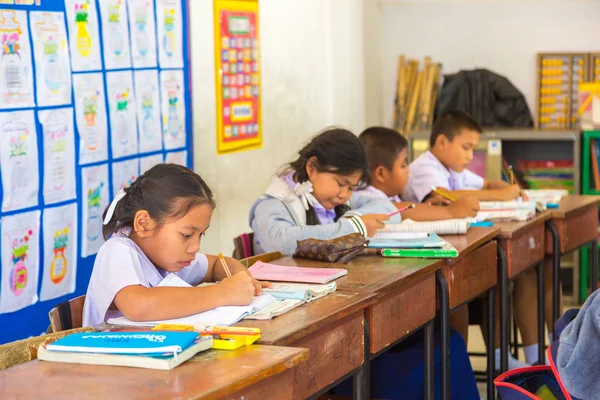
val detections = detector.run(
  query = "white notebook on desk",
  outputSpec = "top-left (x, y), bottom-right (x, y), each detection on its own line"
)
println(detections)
top-left (107, 274), bottom-right (276, 327)
top-left (378, 218), bottom-right (471, 235)
top-left (522, 189), bottom-right (568, 204)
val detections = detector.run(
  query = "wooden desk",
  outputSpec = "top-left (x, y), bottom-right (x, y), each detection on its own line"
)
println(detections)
top-left (494, 212), bottom-right (552, 372)
top-left (236, 290), bottom-right (375, 400)
top-left (440, 227), bottom-right (501, 400)
top-left (0, 345), bottom-right (308, 400)
top-left (545, 195), bottom-right (600, 333)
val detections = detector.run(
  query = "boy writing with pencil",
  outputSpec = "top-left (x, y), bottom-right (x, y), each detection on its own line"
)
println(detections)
top-left (402, 110), bottom-right (523, 203)
top-left (403, 111), bottom-right (545, 368)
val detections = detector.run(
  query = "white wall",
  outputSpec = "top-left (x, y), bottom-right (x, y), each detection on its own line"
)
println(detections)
top-left (189, 0), bottom-right (366, 255)
top-left (373, 0), bottom-right (600, 126)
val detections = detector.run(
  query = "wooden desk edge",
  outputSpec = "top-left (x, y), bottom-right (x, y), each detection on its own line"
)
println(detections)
top-left (550, 196), bottom-right (600, 219)
top-left (446, 227), bottom-right (501, 265)
top-left (497, 212), bottom-right (552, 240)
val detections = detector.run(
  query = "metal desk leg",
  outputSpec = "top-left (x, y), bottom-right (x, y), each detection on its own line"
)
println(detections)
top-left (353, 317), bottom-right (370, 400)
top-left (486, 286), bottom-right (496, 400)
top-left (537, 261), bottom-right (545, 364)
top-left (591, 239), bottom-right (598, 296)
top-left (546, 221), bottom-right (560, 340)
top-left (497, 246), bottom-right (509, 373)
top-left (424, 320), bottom-right (434, 400)
top-left (436, 270), bottom-right (450, 400)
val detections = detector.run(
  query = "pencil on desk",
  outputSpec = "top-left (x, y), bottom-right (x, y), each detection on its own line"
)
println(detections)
top-left (431, 186), bottom-right (456, 202)
top-left (217, 253), bottom-right (232, 278)
top-left (388, 204), bottom-right (415, 216)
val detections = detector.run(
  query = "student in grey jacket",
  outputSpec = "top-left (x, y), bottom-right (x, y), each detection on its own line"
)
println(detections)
top-left (249, 128), bottom-right (399, 256)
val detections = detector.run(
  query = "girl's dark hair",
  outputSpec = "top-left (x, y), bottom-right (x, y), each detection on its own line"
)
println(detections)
top-left (102, 164), bottom-right (216, 239)
top-left (288, 128), bottom-right (369, 225)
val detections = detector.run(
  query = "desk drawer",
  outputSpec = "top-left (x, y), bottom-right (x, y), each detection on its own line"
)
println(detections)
top-left (503, 224), bottom-right (545, 278)
top-left (367, 274), bottom-right (435, 354)
top-left (290, 311), bottom-right (364, 400)
top-left (443, 241), bottom-right (497, 309)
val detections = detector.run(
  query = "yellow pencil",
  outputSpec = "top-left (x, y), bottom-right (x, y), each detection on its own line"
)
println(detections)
top-left (509, 165), bottom-right (515, 185)
top-left (217, 253), bottom-right (232, 278)
top-left (431, 186), bottom-right (456, 202)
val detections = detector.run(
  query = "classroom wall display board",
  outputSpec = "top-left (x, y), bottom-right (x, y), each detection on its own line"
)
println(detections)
top-left (213, 0), bottom-right (261, 154)
top-left (0, 0), bottom-right (193, 345)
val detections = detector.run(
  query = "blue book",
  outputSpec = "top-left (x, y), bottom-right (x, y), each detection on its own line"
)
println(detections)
top-left (39, 332), bottom-right (213, 370)
top-left (367, 233), bottom-right (446, 249)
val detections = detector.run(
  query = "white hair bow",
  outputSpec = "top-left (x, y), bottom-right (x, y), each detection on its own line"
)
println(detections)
top-left (103, 188), bottom-right (127, 225)
top-left (293, 180), bottom-right (318, 211)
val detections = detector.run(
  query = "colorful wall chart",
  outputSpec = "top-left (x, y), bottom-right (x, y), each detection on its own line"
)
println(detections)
top-left (0, 0), bottom-right (193, 345)
top-left (214, 0), bottom-right (261, 154)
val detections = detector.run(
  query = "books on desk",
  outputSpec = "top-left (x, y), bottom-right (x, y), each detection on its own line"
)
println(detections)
top-left (38, 331), bottom-right (212, 370)
top-left (248, 261), bottom-right (347, 284)
top-left (378, 218), bottom-right (470, 235)
top-left (262, 282), bottom-right (337, 302)
top-left (479, 201), bottom-right (538, 221)
top-left (522, 189), bottom-right (568, 204)
top-left (369, 233), bottom-right (459, 258)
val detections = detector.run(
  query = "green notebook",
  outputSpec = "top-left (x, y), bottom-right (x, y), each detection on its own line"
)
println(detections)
top-left (379, 242), bottom-right (458, 258)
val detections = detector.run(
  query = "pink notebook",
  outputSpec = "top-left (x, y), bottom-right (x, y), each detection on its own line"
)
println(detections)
top-left (248, 261), bottom-right (348, 284)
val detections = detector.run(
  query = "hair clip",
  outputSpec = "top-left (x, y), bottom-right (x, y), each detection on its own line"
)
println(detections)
top-left (103, 188), bottom-right (127, 225)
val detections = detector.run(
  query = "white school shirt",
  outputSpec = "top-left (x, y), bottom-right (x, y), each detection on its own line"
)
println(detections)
top-left (82, 228), bottom-right (208, 327)
top-left (402, 150), bottom-right (484, 203)
top-left (360, 185), bottom-right (401, 203)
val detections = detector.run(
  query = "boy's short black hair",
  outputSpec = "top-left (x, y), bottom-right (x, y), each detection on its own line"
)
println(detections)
top-left (359, 126), bottom-right (408, 172)
top-left (429, 111), bottom-right (483, 147)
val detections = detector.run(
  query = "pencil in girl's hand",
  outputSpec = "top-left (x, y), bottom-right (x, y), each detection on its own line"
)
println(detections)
top-left (431, 186), bottom-right (456, 202)
top-left (388, 204), bottom-right (416, 216)
top-left (217, 253), bottom-right (232, 278)
top-left (509, 165), bottom-right (515, 185)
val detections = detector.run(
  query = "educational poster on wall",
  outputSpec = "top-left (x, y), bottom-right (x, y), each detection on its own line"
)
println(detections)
top-left (106, 70), bottom-right (138, 158)
top-left (112, 158), bottom-right (139, 197)
top-left (64, 0), bottom-right (102, 72)
top-left (0, 210), bottom-right (40, 314)
top-left (0, 9), bottom-right (35, 109)
top-left (98, 0), bottom-right (131, 70)
top-left (30, 11), bottom-right (72, 107)
top-left (81, 163), bottom-right (108, 257)
top-left (139, 153), bottom-right (163, 174)
top-left (40, 203), bottom-right (78, 301)
top-left (39, 108), bottom-right (76, 205)
top-left (165, 149), bottom-right (187, 166)
top-left (160, 69), bottom-right (185, 150)
top-left (156, 0), bottom-right (183, 68)
top-left (0, 110), bottom-right (39, 212)
top-left (73, 72), bottom-right (108, 164)
top-left (127, 0), bottom-right (157, 69)
top-left (214, 0), bottom-right (261, 154)
top-left (134, 69), bottom-right (162, 153)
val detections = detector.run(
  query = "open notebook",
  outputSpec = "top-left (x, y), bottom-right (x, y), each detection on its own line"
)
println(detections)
top-left (377, 218), bottom-right (471, 235)
top-left (522, 189), bottom-right (568, 204)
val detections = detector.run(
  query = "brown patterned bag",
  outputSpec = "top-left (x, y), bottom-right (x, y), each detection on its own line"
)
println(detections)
top-left (292, 233), bottom-right (368, 264)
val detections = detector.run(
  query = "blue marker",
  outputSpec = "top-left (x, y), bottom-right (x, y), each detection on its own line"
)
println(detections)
top-left (471, 221), bottom-right (494, 227)
top-left (546, 203), bottom-right (560, 209)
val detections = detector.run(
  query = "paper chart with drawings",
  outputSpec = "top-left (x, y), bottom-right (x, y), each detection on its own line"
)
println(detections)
top-left (0, 110), bottom-right (39, 212)
top-left (73, 72), bottom-right (108, 164)
top-left (0, 9), bottom-right (35, 109)
top-left (164, 150), bottom-right (187, 167)
top-left (81, 164), bottom-right (109, 257)
top-left (127, 0), bottom-right (157, 68)
top-left (98, 0), bottom-right (131, 70)
top-left (156, 0), bottom-right (183, 68)
top-left (0, 211), bottom-right (40, 314)
top-left (111, 158), bottom-right (139, 197)
top-left (30, 11), bottom-right (71, 107)
top-left (134, 69), bottom-right (162, 153)
top-left (40, 203), bottom-right (78, 301)
top-left (139, 153), bottom-right (163, 174)
top-left (160, 69), bottom-right (186, 149)
top-left (64, 0), bottom-right (102, 72)
top-left (39, 108), bottom-right (76, 205)
top-left (106, 70), bottom-right (138, 159)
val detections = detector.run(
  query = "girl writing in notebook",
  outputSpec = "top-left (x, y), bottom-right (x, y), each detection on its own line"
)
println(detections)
top-left (83, 164), bottom-right (270, 327)
top-left (249, 127), bottom-right (398, 255)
